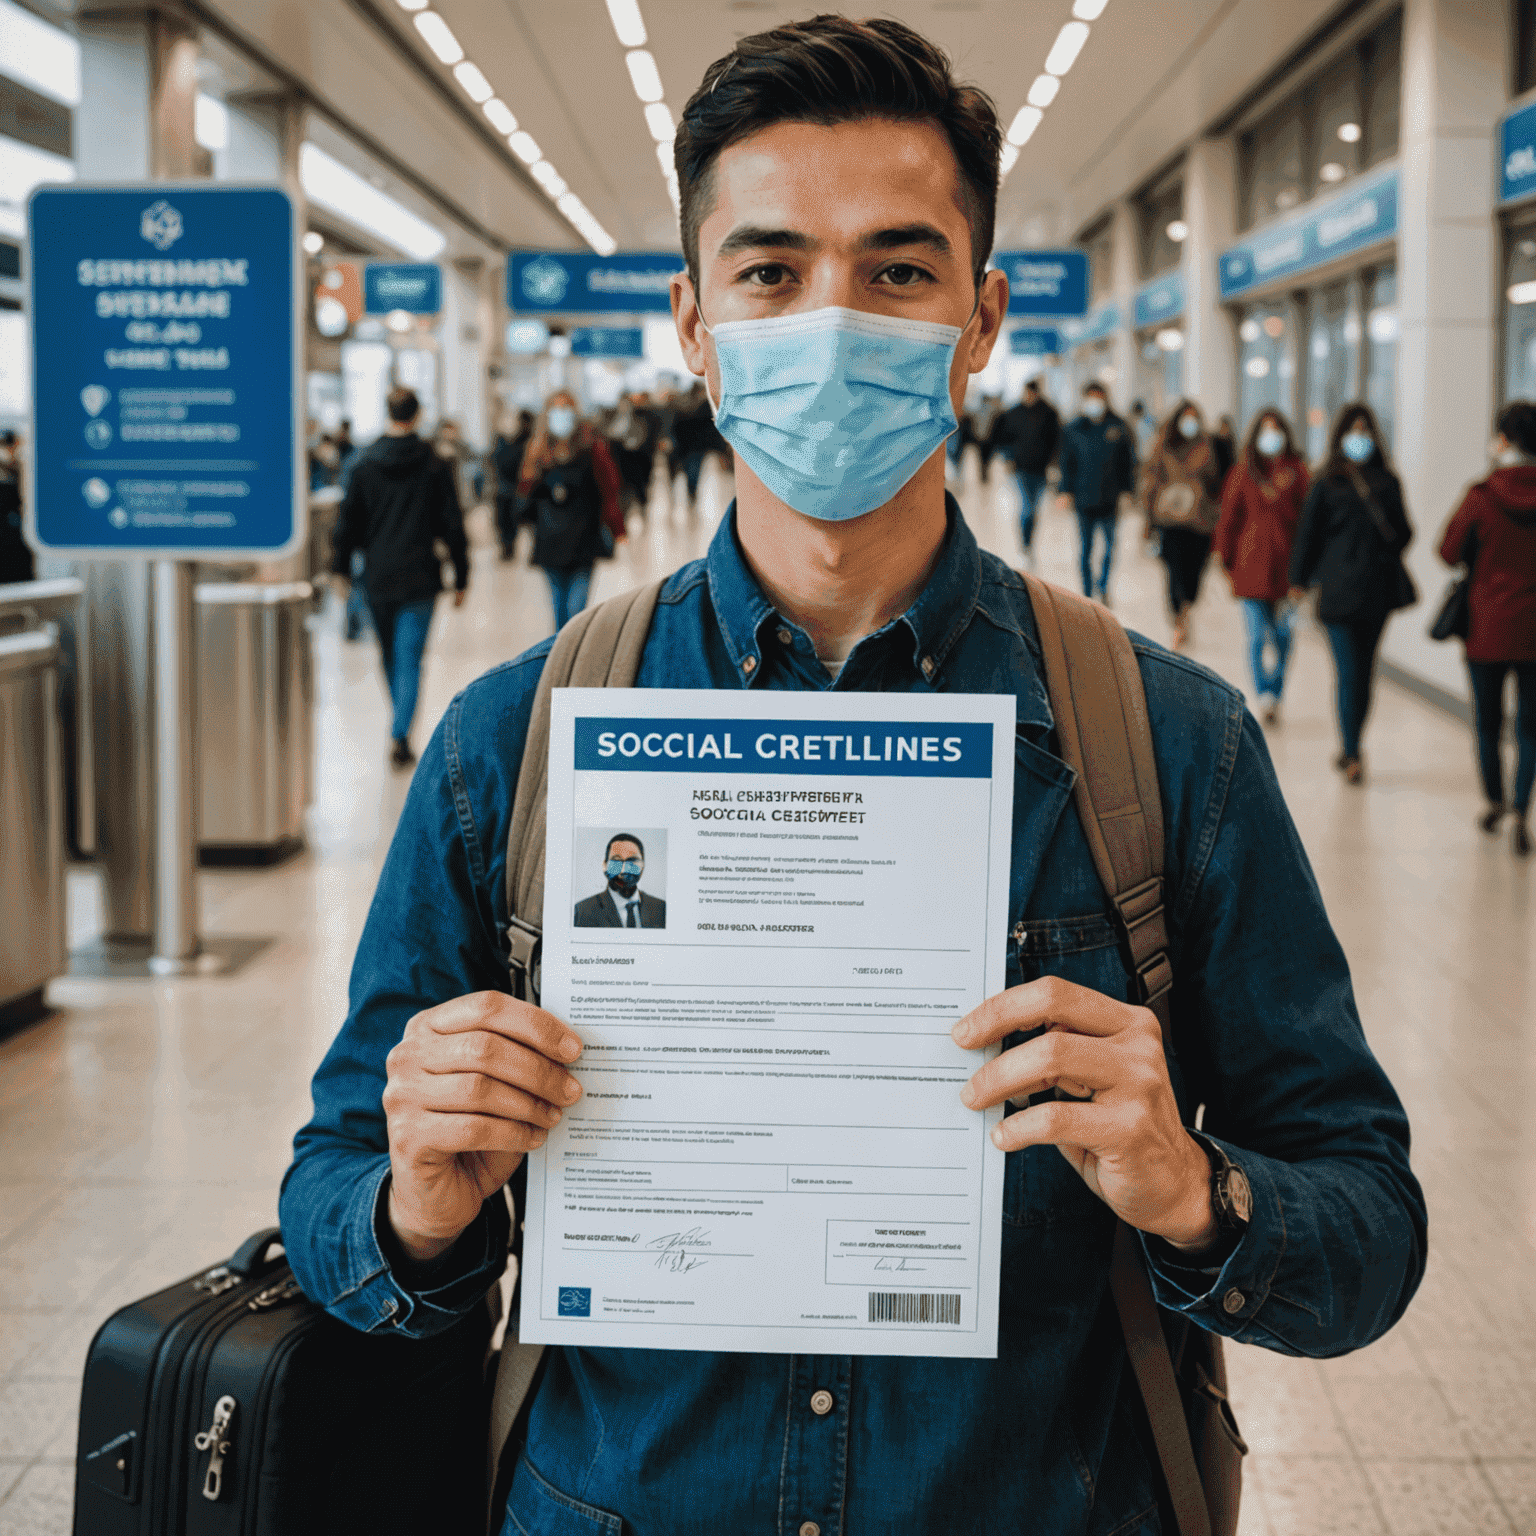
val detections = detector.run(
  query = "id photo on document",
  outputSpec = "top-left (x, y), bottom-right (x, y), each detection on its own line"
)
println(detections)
top-left (572, 826), bottom-right (668, 929)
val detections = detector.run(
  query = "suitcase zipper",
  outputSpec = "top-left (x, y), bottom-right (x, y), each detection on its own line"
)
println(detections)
top-left (247, 1277), bottom-right (303, 1311)
top-left (193, 1394), bottom-right (236, 1501)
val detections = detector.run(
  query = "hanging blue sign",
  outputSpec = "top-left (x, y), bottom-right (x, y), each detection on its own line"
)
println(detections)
top-left (25, 183), bottom-right (303, 557)
top-left (1133, 270), bottom-right (1185, 330)
top-left (364, 262), bottom-right (441, 314)
top-left (1218, 167), bottom-right (1398, 300)
top-left (569, 326), bottom-right (645, 358)
top-left (1008, 327), bottom-right (1063, 356)
top-left (509, 251), bottom-right (683, 314)
top-left (1059, 301), bottom-right (1121, 348)
top-left (1500, 99), bottom-right (1536, 205)
top-left (992, 250), bottom-right (1090, 317)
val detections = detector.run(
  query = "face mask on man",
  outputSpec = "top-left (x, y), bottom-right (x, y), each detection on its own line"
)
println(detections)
top-left (1178, 414), bottom-right (1200, 440)
top-left (702, 303), bottom-right (969, 521)
top-left (1082, 397), bottom-right (1106, 421)
top-left (1491, 437), bottom-right (1529, 468)
top-left (548, 406), bottom-right (577, 440)
top-left (1341, 430), bottom-right (1375, 464)
top-left (1256, 425), bottom-right (1286, 458)
top-left (606, 857), bottom-right (643, 897)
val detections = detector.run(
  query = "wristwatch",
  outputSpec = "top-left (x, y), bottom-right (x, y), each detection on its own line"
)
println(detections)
top-left (1194, 1130), bottom-right (1252, 1237)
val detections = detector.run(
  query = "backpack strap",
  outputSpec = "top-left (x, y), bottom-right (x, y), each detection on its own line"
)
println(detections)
top-left (1021, 572), bottom-right (1213, 1536)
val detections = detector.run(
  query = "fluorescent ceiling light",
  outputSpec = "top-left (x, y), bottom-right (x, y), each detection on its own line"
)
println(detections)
top-left (413, 12), bottom-right (464, 65)
top-left (1319, 161), bottom-right (1346, 183)
top-left (655, 141), bottom-right (673, 174)
top-left (298, 141), bottom-right (447, 260)
top-left (0, 0), bottom-right (80, 106)
top-left (194, 93), bottom-right (228, 151)
top-left (1072, 0), bottom-right (1108, 17)
top-left (509, 131), bottom-right (541, 164)
top-left (1006, 106), bottom-right (1043, 147)
top-left (302, 230), bottom-right (325, 254)
top-left (625, 49), bottom-right (664, 103)
top-left (395, 0), bottom-right (428, 9)
top-left (483, 99), bottom-right (518, 135)
top-left (1026, 74), bottom-right (1059, 109)
top-left (1508, 280), bottom-right (1536, 306)
top-left (453, 61), bottom-right (493, 103)
top-left (644, 102), bottom-right (675, 143)
top-left (999, 143), bottom-right (1020, 176)
top-left (1165, 219), bottom-right (1188, 241)
top-left (1337, 121), bottom-right (1362, 143)
top-left (530, 160), bottom-right (568, 197)
top-left (1045, 21), bottom-right (1090, 76)
top-left (605, 0), bottom-right (647, 47)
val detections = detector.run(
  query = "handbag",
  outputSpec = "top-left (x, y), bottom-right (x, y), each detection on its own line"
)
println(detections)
top-left (1429, 527), bottom-right (1476, 641)
top-left (1347, 467), bottom-right (1418, 612)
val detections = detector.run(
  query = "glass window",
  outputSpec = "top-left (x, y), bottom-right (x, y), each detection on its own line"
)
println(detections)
top-left (1237, 302), bottom-right (1290, 432)
top-left (1503, 229), bottom-right (1536, 403)
top-left (1083, 218), bottom-right (1115, 304)
top-left (1241, 109), bottom-right (1306, 229)
top-left (1310, 56), bottom-right (1364, 197)
top-left (1361, 13), bottom-right (1401, 171)
top-left (1364, 264), bottom-right (1398, 446)
top-left (1518, 0), bottom-right (1536, 97)
top-left (1303, 281), bottom-right (1357, 460)
top-left (1136, 177), bottom-right (1186, 280)
top-left (1134, 326), bottom-right (1185, 423)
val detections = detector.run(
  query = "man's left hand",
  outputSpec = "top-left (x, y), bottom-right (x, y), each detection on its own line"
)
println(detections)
top-left (954, 977), bottom-right (1217, 1252)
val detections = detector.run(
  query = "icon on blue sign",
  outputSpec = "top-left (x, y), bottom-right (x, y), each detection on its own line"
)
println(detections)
top-left (558, 1287), bottom-right (591, 1318)
top-left (82, 478), bottom-right (110, 506)
top-left (81, 385), bottom-right (110, 417)
top-left (140, 199), bottom-right (183, 251)
top-left (521, 257), bottom-right (570, 305)
top-left (84, 420), bottom-right (112, 449)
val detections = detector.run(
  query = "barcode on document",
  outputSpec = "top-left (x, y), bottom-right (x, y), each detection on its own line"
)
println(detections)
top-left (867, 1291), bottom-right (961, 1326)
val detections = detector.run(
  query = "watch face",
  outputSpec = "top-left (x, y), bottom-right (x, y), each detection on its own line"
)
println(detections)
top-left (1224, 1166), bottom-right (1253, 1225)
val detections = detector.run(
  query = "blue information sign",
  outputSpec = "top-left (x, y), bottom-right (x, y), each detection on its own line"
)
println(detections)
top-left (1218, 167), bottom-right (1398, 300)
top-left (1500, 99), bottom-right (1536, 205)
top-left (1059, 301), bottom-right (1122, 348)
top-left (569, 326), bottom-right (645, 358)
top-left (364, 262), bottom-right (441, 314)
top-left (1133, 270), bottom-right (1185, 331)
top-left (1008, 327), bottom-right (1063, 356)
top-left (26, 183), bottom-right (302, 557)
top-left (992, 250), bottom-right (1090, 317)
top-left (509, 250), bottom-right (683, 314)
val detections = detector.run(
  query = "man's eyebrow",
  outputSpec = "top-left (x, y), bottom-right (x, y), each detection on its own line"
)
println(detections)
top-left (712, 224), bottom-right (955, 260)
top-left (857, 224), bottom-right (954, 256)
top-left (715, 225), bottom-right (815, 258)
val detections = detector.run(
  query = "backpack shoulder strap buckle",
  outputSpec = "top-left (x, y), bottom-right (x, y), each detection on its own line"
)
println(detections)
top-left (504, 915), bottom-right (542, 1005)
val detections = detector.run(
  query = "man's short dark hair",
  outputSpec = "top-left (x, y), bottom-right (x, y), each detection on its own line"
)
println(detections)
top-left (606, 833), bottom-right (645, 861)
top-left (386, 387), bottom-right (420, 424)
top-left (1497, 400), bottom-right (1536, 457)
top-left (675, 14), bottom-right (1002, 285)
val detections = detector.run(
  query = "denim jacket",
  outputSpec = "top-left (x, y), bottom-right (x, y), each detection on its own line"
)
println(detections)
top-left (281, 500), bottom-right (1426, 1536)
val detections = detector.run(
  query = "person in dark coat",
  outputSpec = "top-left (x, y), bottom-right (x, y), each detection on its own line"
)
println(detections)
top-left (1213, 409), bottom-right (1309, 723)
top-left (493, 409), bottom-right (535, 560)
top-left (573, 833), bottom-right (666, 928)
top-left (1438, 399), bottom-right (1536, 856)
top-left (1290, 402), bottom-right (1415, 785)
top-left (0, 431), bottom-right (34, 586)
top-left (993, 378), bottom-right (1060, 567)
top-left (331, 387), bottom-right (469, 769)
top-left (1056, 382), bottom-right (1137, 602)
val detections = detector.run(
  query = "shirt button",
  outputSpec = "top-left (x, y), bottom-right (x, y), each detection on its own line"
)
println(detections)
top-left (809, 1388), bottom-right (834, 1415)
top-left (1222, 1288), bottom-right (1245, 1315)
top-left (776, 626), bottom-right (793, 645)
top-left (920, 655), bottom-right (936, 679)
top-left (742, 655), bottom-right (757, 674)
top-left (799, 1524), bottom-right (821, 1536)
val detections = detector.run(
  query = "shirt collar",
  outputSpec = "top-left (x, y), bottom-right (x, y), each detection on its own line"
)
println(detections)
top-left (704, 494), bottom-right (983, 689)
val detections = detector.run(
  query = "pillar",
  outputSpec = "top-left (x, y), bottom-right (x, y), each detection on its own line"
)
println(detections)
top-left (1182, 137), bottom-right (1237, 420)
top-left (1108, 200), bottom-right (1139, 414)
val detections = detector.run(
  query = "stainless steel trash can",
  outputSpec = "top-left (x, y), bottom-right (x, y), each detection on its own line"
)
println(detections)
top-left (195, 580), bottom-right (314, 857)
top-left (0, 629), bottom-right (66, 1019)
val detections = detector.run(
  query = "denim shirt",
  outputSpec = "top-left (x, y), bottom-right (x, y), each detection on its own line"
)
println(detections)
top-left (281, 500), bottom-right (1426, 1536)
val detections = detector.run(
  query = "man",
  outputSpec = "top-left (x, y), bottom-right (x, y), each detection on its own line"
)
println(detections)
top-left (573, 834), bottom-right (666, 928)
top-left (1059, 380), bottom-right (1137, 603)
top-left (0, 430), bottom-right (33, 585)
top-left (331, 386), bottom-right (468, 769)
top-left (283, 18), bottom-right (1424, 1536)
top-left (994, 377), bottom-right (1060, 568)
top-left (1130, 396), bottom-right (1156, 457)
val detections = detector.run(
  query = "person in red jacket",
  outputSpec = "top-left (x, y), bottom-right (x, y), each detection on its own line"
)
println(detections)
top-left (1212, 409), bottom-right (1309, 725)
top-left (1438, 399), bottom-right (1536, 857)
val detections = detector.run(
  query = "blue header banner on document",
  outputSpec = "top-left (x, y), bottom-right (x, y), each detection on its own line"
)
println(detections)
top-left (1500, 99), bottom-right (1536, 205)
top-left (1008, 327), bottom-right (1063, 356)
top-left (575, 717), bottom-right (993, 777)
top-left (569, 326), bottom-right (645, 357)
top-left (1059, 301), bottom-right (1121, 348)
top-left (993, 250), bottom-right (1090, 316)
top-left (510, 250), bottom-right (683, 313)
top-left (25, 183), bottom-right (303, 558)
top-left (1218, 166), bottom-right (1398, 299)
top-left (364, 262), bottom-right (441, 314)
top-left (1133, 270), bottom-right (1185, 330)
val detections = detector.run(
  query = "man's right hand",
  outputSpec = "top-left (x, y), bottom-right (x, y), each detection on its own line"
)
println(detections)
top-left (382, 992), bottom-right (584, 1263)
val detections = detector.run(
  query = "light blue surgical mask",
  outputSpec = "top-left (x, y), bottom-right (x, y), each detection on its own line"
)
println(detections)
top-left (1082, 396), bottom-right (1106, 421)
top-left (548, 406), bottom-right (577, 439)
top-left (1178, 414), bottom-right (1200, 439)
top-left (1256, 426), bottom-right (1286, 458)
top-left (703, 305), bottom-right (966, 521)
top-left (1341, 430), bottom-right (1375, 463)
top-left (606, 858), bottom-right (642, 884)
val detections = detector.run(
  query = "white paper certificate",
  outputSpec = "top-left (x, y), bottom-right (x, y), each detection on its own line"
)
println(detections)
top-left (519, 687), bottom-right (1015, 1358)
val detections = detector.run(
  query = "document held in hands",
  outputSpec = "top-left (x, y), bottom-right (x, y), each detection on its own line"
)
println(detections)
top-left (519, 687), bottom-right (1016, 1358)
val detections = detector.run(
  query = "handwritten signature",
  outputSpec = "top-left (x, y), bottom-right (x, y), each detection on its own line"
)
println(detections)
top-left (647, 1227), bottom-right (712, 1273)
top-left (874, 1257), bottom-right (926, 1273)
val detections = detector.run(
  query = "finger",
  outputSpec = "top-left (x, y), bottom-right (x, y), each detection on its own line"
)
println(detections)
top-left (961, 1030), bottom-right (1123, 1111)
top-left (953, 976), bottom-right (1147, 1049)
top-left (991, 1098), bottom-right (1111, 1154)
top-left (421, 1030), bottom-right (583, 1108)
top-left (402, 1111), bottom-right (550, 1156)
top-left (414, 1071), bottom-right (570, 1127)
top-left (420, 991), bottom-right (582, 1062)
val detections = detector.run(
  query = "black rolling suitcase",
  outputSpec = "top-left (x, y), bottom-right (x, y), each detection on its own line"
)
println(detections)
top-left (73, 1227), bottom-right (493, 1536)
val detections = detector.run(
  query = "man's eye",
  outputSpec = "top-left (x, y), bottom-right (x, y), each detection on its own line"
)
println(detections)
top-left (743, 264), bottom-right (792, 286)
top-left (879, 264), bottom-right (931, 286)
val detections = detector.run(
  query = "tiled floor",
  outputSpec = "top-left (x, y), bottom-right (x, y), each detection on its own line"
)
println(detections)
top-left (2, 452), bottom-right (1533, 1534)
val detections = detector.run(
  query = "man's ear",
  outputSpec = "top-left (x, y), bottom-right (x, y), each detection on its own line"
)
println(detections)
top-left (964, 267), bottom-right (1009, 377)
top-left (672, 272), bottom-right (709, 378)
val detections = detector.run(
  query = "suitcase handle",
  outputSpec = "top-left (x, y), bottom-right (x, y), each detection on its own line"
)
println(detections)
top-left (226, 1228), bottom-right (286, 1279)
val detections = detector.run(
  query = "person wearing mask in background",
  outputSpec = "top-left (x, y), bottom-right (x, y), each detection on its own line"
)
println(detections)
top-left (493, 409), bottom-right (535, 561)
top-left (670, 382), bottom-right (725, 512)
top-left (434, 418), bottom-right (482, 508)
top-left (1437, 400), bottom-right (1536, 857)
top-left (1140, 399), bottom-right (1231, 650)
top-left (994, 377), bottom-right (1059, 569)
top-left (0, 430), bottom-right (33, 585)
top-left (331, 386), bottom-right (469, 770)
top-left (1291, 402), bottom-right (1415, 786)
top-left (519, 391), bottom-right (626, 631)
top-left (1057, 381), bottom-right (1136, 603)
top-left (609, 392), bottom-right (660, 523)
top-left (971, 391), bottom-right (1003, 484)
top-left (1213, 409), bottom-right (1309, 724)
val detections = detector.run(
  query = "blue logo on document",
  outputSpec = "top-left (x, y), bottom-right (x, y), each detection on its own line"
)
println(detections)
top-left (558, 1287), bottom-right (591, 1318)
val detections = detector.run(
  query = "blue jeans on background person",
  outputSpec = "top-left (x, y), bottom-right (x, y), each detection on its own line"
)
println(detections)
top-left (1074, 506), bottom-right (1117, 598)
top-left (345, 550), bottom-right (370, 640)
top-left (1015, 469), bottom-right (1049, 555)
top-left (1324, 611), bottom-right (1389, 761)
top-left (1242, 598), bottom-right (1294, 701)
top-left (546, 566), bottom-right (593, 632)
top-left (369, 596), bottom-right (436, 744)
top-left (1467, 659), bottom-right (1536, 814)
top-left (682, 451), bottom-right (707, 501)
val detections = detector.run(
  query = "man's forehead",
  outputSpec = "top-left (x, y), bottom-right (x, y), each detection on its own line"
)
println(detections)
top-left (610, 841), bottom-right (642, 857)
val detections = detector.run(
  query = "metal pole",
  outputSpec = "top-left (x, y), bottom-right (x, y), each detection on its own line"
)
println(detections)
top-left (148, 559), bottom-right (200, 973)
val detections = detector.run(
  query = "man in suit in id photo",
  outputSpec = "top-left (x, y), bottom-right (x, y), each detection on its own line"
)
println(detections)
top-left (573, 833), bottom-right (666, 928)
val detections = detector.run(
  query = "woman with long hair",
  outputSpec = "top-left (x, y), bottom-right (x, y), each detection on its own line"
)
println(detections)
top-left (1139, 398), bottom-right (1233, 649)
top-left (1290, 402), bottom-right (1416, 784)
top-left (518, 391), bottom-right (626, 632)
top-left (1212, 408), bottom-right (1309, 724)
top-left (1437, 399), bottom-right (1536, 856)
